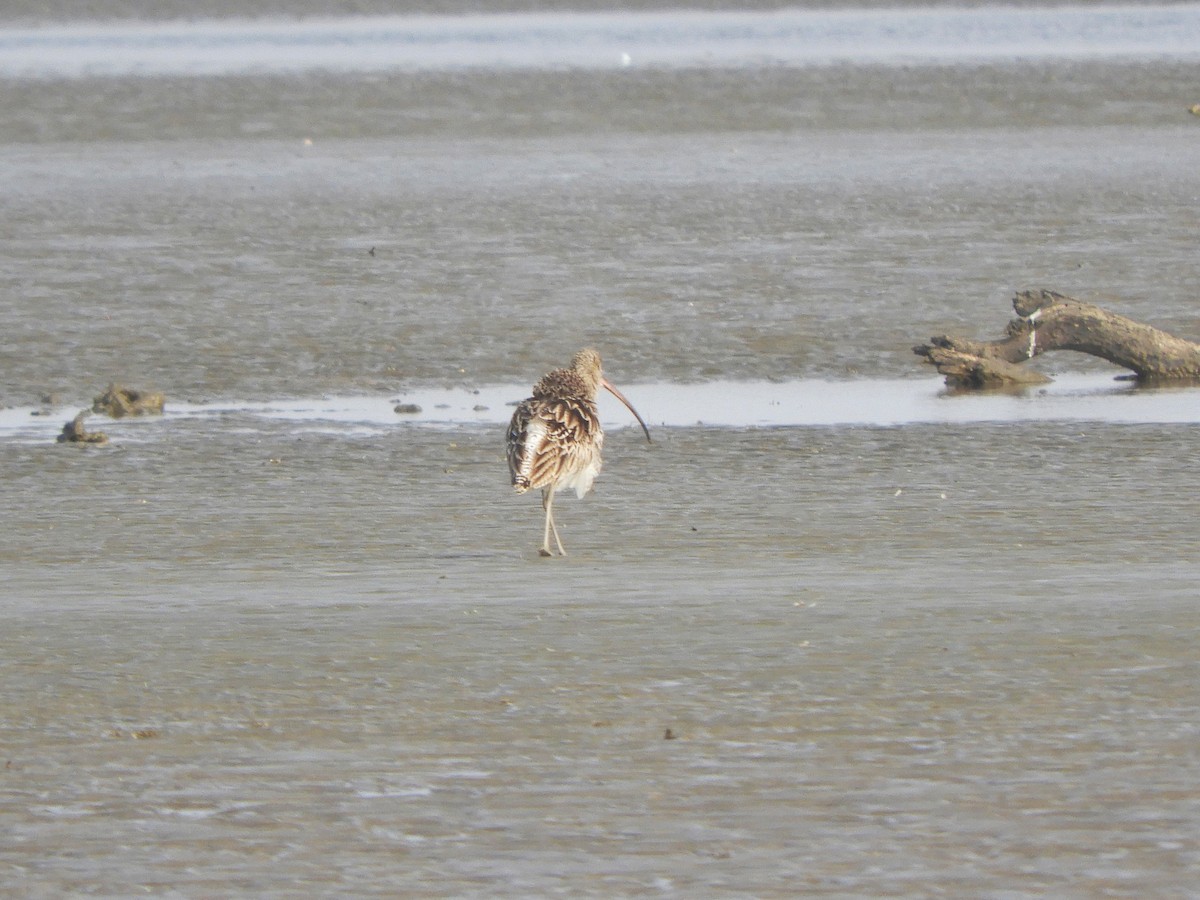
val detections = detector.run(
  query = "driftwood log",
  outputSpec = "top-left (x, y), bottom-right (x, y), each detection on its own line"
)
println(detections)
top-left (914, 290), bottom-right (1200, 389)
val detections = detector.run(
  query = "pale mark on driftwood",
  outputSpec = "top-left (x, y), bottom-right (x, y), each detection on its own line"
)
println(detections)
top-left (915, 289), bottom-right (1200, 390)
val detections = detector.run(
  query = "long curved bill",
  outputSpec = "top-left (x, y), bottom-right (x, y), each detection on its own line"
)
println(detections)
top-left (601, 377), bottom-right (652, 443)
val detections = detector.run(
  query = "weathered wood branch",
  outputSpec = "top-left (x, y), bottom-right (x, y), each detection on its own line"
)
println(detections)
top-left (914, 290), bottom-right (1200, 389)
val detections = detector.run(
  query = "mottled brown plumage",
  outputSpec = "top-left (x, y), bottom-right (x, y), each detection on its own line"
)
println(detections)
top-left (507, 349), bottom-right (650, 557)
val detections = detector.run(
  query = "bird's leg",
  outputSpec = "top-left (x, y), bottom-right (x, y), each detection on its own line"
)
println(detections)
top-left (540, 487), bottom-right (554, 556)
top-left (541, 486), bottom-right (567, 557)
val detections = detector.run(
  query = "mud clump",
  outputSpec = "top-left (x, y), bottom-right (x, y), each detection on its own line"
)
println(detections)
top-left (57, 411), bottom-right (108, 445)
top-left (92, 384), bottom-right (165, 418)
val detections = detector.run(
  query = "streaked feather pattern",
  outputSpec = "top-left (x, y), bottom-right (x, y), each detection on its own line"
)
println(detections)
top-left (506, 348), bottom-right (647, 556)
top-left (507, 372), bottom-right (604, 499)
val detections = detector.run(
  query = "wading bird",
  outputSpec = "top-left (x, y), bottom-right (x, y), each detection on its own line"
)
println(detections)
top-left (507, 349), bottom-right (651, 557)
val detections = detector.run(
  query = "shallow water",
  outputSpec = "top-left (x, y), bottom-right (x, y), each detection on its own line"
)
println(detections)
top-left (5, 5), bottom-right (1200, 78)
top-left (3, 4), bottom-right (1200, 896)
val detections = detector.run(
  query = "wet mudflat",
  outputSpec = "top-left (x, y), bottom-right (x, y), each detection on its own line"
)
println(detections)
top-left (3, 3), bottom-right (1200, 895)
top-left (4, 416), bottom-right (1199, 895)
